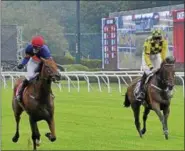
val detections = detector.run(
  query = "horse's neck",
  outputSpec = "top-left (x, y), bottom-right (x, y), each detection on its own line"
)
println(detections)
top-left (154, 71), bottom-right (166, 89)
top-left (36, 78), bottom-right (51, 102)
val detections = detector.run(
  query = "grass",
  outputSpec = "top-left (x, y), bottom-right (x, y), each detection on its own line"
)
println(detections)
top-left (1, 82), bottom-right (184, 150)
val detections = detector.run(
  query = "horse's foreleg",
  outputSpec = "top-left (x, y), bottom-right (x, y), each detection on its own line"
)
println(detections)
top-left (45, 117), bottom-right (56, 142)
top-left (163, 106), bottom-right (170, 140)
top-left (35, 123), bottom-right (41, 147)
top-left (141, 107), bottom-right (150, 135)
top-left (29, 117), bottom-right (39, 151)
top-left (152, 103), bottom-right (166, 139)
top-left (131, 102), bottom-right (142, 138)
top-left (12, 102), bottom-right (23, 143)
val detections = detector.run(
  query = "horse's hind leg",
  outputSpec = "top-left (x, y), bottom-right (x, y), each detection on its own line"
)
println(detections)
top-left (45, 117), bottom-right (56, 142)
top-left (12, 102), bottom-right (23, 143)
top-left (131, 102), bottom-right (142, 138)
top-left (141, 107), bottom-right (150, 135)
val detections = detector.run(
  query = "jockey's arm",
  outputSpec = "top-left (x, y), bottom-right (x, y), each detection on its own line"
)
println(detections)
top-left (160, 39), bottom-right (168, 61)
top-left (21, 54), bottom-right (30, 65)
top-left (21, 44), bottom-right (33, 65)
top-left (144, 41), bottom-right (153, 69)
top-left (40, 45), bottom-right (52, 59)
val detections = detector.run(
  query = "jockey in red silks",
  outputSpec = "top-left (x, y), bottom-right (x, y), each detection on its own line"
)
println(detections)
top-left (16, 35), bottom-right (52, 103)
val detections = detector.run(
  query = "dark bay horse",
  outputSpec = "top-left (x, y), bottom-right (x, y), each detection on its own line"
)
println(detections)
top-left (12, 58), bottom-right (61, 150)
top-left (124, 56), bottom-right (176, 140)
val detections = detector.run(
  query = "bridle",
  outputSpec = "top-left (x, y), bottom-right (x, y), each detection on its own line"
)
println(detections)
top-left (159, 63), bottom-right (175, 89)
top-left (40, 61), bottom-right (60, 83)
top-left (150, 63), bottom-right (175, 99)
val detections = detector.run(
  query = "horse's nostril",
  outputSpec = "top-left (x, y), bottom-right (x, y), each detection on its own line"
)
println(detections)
top-left (168, 85), bottom-right (174, 90)
top-left (55, 74), bottom-right (61, 81)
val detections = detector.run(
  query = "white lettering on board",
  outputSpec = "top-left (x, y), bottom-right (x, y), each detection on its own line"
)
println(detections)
top-left (177, 11), bottom-right (184, 20)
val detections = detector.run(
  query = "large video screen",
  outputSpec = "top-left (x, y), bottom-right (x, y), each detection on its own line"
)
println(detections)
top-left (116, 11), bottom-right (173, 69)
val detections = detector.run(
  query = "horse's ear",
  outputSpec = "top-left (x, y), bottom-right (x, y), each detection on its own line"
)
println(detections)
top-left (40, 57), bottom-right (46, 62)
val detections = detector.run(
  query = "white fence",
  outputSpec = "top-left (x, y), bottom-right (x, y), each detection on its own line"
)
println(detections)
top-left (1, 71), bottom-right (184, 96)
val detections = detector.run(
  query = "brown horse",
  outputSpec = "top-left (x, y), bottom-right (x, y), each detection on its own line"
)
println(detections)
top-left (124, 56), bottom-right (176, 140)
top-left (12, 58), bottom-right (61, 150)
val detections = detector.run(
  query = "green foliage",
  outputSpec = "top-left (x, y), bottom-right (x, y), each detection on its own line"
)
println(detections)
top-left (65, 52), bottom-right (74, 60)
top-left (2, 1), bottom-right (68, 56)
top-left (81, 59), bottom-right (102, 69)
top-left (62, 64), bottom-right (89, 71)
top-left (3, 1), bottom-right (180, 60)
top-left (53, 55), bottom-right (75, 65)
top-left (80, 1), bottom-right (128, 32)
top-left (53, 53), bottom-right (102, 69)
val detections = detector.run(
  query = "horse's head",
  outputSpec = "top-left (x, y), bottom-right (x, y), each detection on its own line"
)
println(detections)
top-left (159, 56), bottom-right (176, 90)
top-left (40, 58), bottom-right (61, 82)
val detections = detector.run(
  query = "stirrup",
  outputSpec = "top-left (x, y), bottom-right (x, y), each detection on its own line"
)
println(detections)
top-left (51, 93), bottom-right (55, 99)
top-left (136, 92), bottom-right (145, 101)
top-left (16, 95), bottom-right (22, 102)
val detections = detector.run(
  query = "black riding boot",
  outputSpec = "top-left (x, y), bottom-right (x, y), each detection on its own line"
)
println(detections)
top-left (16, 79), bottom-right (29, 102)
top-left (136, 72), bottom-right (147, 101)
top-left (50, 89), bottom-right (55, 99)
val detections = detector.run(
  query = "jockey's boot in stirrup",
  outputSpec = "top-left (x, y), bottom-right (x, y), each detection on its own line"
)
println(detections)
top-left (16, 79), bottom-right (29, 103)
top-left (136, 73), bottom-right (147, 102)
top-left (50, 89), bottom-right (55, 99)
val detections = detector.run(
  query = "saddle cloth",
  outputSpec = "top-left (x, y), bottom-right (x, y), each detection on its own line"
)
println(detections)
top-left (15, 82), bottom-right (29, 97)
top-left (16, 82), bottom-right (23, 96)
top-left (134, 73), bottom-right (154, 97)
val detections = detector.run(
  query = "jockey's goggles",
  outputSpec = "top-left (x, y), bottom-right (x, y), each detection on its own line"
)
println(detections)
top-left (33, 45), bottom-right (41, 49)
top-left (33, 46), bottom-right (41, 53)
top-left (153, 36), bottom-right (162, 41)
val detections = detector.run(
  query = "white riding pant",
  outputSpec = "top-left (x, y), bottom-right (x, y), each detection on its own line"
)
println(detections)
top-left (25, 57), bottom-right (41, 80)
top-left (141, 52), bottom-right (162, 75)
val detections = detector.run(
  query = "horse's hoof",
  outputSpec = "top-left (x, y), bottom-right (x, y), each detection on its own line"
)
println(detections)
top-left (141, 129), bottom-right (146, 135)
top-left (12, 136), bottom-right (19, 143)
top-left (45, 133), bottom-right (56, 142)
top-left (45, 133), bottom-right (51, 138)
top-left (139, 134), bottom-right (143, 138)
top-left (138, 132), bottom-right (143, 138)
top-left (163, 130), bottom-right (168, 140)
top-left (36, 139), bottom-right (41, 146)
top-left (165, 134), bottom-right (168, 140)
top-left (50, 137), bottom-right (56, 142)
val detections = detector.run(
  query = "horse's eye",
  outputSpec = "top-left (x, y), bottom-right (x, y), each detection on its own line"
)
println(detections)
top-left (46, 66), bottom-right (51, 73)
top-left (47, 69), bottom-right (51, 73)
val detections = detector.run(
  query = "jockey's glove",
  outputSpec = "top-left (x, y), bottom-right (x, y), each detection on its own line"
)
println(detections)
top-left (17, 64), bottom-right (24, 69)
top-left (150, 67), bottom-right (153, 71)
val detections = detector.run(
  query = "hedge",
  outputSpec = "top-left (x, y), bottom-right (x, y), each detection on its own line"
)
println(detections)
top-left (62, 64), bottom-right (89, 71)
top-left (52, 55), bottom-right (102, 69)
top-left (81, 59), bottom-right (102, 69)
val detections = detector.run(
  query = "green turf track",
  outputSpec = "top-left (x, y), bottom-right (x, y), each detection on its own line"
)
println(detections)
top-left (1, 82), bottom-right (184, 150)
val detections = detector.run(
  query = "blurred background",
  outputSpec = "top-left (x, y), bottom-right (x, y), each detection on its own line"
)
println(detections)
top-left (1, 1), bottom-right (184, 71)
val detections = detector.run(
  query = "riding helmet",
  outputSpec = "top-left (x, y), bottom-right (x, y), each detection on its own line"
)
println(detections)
top-left (31, 35), bottom-right (45, 47)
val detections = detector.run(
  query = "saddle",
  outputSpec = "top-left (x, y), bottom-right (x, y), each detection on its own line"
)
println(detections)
top-left (15, 82), bottom-right (24, 97)
top-left (144, 72), bottom-right (154, 85)
top-left (134, 73), bottom-right (154, 99)
top-left (15, 73), bottom-right (39, 98)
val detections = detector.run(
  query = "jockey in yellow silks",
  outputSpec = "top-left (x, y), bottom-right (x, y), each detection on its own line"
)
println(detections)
top-left (136, 29), bottom-right (168, 101)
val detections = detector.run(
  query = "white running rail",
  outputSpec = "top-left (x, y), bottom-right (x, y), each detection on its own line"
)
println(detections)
top-left (1, 71), bottom-right (184, 97)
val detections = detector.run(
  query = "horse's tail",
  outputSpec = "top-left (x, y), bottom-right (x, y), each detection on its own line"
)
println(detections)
top-left (124, 91), bottom-right (130, 107)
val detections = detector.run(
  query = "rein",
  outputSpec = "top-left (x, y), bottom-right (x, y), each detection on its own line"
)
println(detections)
top-left (149, 62), bottom-right (175, 99)
top-left (151, 84), bottom-right (162, 91)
